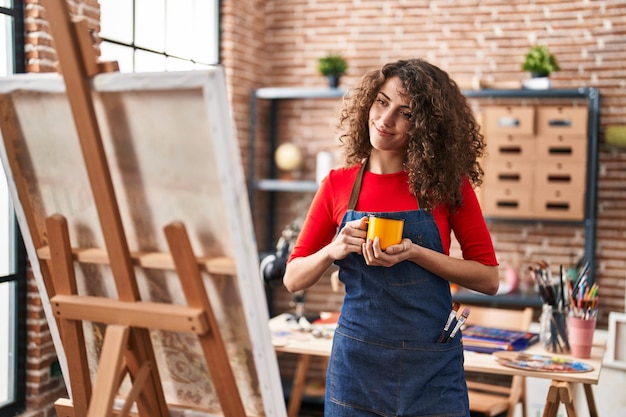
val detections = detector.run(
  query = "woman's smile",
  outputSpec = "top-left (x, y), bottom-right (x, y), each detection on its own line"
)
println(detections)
top-left (368, 76), bottom-right (411, 152)
top-left (373, 123), bottom-right (394, 137)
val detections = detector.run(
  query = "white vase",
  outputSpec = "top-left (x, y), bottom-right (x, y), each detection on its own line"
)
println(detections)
top-left (522, 77), bottom-right (551, 90)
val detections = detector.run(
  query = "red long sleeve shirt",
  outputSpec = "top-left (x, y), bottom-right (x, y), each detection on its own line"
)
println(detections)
top-left (289, 164), bottom-right (498, 266)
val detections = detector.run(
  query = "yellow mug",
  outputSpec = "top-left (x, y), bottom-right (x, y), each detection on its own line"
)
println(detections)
top-left (366, 216), bottom-right (404, 250)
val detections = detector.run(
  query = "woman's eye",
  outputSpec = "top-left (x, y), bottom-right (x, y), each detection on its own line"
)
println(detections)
top-left (401, 111), bottom-right (412, 119)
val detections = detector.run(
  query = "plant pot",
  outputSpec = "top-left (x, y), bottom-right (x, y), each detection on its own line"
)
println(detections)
top-left (522, 76), bottom-right (551, 90)
top-left (326, 74), bottom-right (341, 88)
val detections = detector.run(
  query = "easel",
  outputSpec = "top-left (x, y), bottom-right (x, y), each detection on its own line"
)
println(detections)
top-left (542, 381), bottom-right (598, 417)
top-left (35, 1), bottom-right (247, 416)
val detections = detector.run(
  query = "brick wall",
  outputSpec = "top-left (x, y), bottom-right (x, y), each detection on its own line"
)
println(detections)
top-left (24, 0), bottom-right (100, 73)
top-left (221, 0), bottom-right (267, 166)
top-left (248, 0), bottom-right (626, 388)
top-left (16, 0), bottom-right (626, 414)
top-left (253, 0), bottom-right (626, 330)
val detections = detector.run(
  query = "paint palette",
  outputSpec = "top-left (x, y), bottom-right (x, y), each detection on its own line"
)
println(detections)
top-left (494, 351), bottom-right (594, 373)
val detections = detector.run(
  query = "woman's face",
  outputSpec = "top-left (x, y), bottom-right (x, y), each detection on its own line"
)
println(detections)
top-left (368, 76), bottom-right (412, 153)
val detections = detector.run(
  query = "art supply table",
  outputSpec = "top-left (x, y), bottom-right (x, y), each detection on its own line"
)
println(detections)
top-left (269, 314), bottom-right (606, 417)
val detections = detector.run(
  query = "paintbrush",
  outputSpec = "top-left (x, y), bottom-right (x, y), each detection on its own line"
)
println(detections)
top-left (437, 301), bottom-right (461, 343)
top-left (446, 306), bottom-right (471, 343)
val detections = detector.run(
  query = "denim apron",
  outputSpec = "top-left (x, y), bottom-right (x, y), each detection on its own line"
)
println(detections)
top-left (325, 162), bottom-right (470, 417)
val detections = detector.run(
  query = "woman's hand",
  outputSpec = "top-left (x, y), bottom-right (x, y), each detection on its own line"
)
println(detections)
top-left (284, 216), bottom-right (368, 293)
top-left (327, 216), bottom-right (368, 261)
top-left (362, 236), bottom-right (499, 295)
top-left (362, 237), bottom-right (413, 267)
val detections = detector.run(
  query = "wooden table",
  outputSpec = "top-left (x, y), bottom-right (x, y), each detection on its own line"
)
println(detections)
top-left (270, 314), bottom-right (605, 417)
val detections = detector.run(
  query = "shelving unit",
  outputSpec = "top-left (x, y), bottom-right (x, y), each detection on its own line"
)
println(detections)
top-left (465, 87), bottom-right (601, 285)
top-left (248, 86), bottom-right (600, 283)
top-left (248, 87), bottom-right (346, 251)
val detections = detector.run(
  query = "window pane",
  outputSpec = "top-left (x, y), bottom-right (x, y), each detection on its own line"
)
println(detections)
top-left (135, 0), bottom-right (165, 52)
top-left (0, 14), bottom-right (13, 75)
top-left (1, 12), bottom-right (16, 403)
top-left (100, 0), bottom-right (219, 71)
top-left (99, 0), bottom-right (133, 44)
top-left (134, 49), bottom-right (166, 72)
top-left (0, 281), bottom-right (16, 407)
top-left (193, 0), bottom-right (219, 64)
top-left (0, 53), bottom-right (13, 275)
top-left (0, 170), bottom-right (13, 277)
top-left (1, 3), bottom-right (22, 413)
top-left (101, 41), bottom-right (134, 73)
top-left (166, 0), bottom-right (193, 59)
top-left (193, 62), bottom-right (213, 70)
top-left (166, 56), bottom-right (194, 71)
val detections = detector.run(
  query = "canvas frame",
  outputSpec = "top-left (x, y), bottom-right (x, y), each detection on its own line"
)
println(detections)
top-left (0, 68), bottom-right (286, 417)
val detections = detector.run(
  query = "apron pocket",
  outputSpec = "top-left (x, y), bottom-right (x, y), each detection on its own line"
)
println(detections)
top-left (383, 261), bottom-right (429, 286)
top-left (328, 328), bottom-right (468, 417)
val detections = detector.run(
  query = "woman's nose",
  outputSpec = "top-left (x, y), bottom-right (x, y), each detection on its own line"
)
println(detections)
top-left (380, 109), bottom-right (395, 126)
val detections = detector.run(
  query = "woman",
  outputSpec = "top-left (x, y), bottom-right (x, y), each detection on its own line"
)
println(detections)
top-left (283, 59), bottom-right (499, 417)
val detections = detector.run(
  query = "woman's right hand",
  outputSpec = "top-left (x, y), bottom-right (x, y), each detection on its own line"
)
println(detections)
top-left (284, 216), bottom-right (368, 293)
top-left (326, 216), bottom-right (368, 261)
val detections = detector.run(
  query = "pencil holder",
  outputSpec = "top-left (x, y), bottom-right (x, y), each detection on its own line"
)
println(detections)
top-left (567, 315), bottom-right (596, 359)
top-left (539, 304), bottom-right (570, 354)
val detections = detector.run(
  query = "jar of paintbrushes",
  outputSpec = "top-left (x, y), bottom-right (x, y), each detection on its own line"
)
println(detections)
top-left (539, 304), bottom-right (570, 353)
top-left (567, 264), bottom-right (599, 358)
top-left (532, 261), bottom-right (570, 354)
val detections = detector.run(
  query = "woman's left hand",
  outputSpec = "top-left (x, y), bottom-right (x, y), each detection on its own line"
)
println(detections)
top-left (362, 237), bottom-right (413, 267)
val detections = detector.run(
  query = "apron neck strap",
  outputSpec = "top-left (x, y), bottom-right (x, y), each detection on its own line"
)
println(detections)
top-left (347, 158), bottom-right (426, 211)
top-left (348, 160), bottom-right (368, 210)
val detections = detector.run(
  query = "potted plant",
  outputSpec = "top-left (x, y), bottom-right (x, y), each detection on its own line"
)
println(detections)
top-left (521, 44), bottom-right (560, 89)
top-left (317, 53), bottom-right (348, 88)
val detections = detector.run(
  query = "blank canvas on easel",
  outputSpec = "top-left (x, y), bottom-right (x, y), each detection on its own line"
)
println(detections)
top-left (0, 68), bottom-right (285, 416)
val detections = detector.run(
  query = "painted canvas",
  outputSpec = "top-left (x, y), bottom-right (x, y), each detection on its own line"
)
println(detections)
top-left (0, 68), bottom-right (285, 417)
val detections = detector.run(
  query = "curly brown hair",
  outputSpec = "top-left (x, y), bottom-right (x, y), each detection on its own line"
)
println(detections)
top-left (339, 58), bottom-right (485, 210)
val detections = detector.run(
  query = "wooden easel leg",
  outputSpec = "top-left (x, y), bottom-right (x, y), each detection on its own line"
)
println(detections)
top-left (557, 382), bottom-right (578, 417)
top-left (55, 360), bottom-right (152, 417)
top-left (288, 354), bottom-right (312, 417)
top-left (55, 398), bottom-right (76, 417)
top-left (521, 378), bottom-right (528, 417)
top-left (47, 215), bottom-right (92, 415)
top-left (122, 329), bottom-right (165, 416)
top-left (164, 222), bottom-right (246, 417)
top-left (117, 361), bottom-right (152, 417)
top-left (87, 325), bottom-right (130, 417)
top-left (542, 381), bottom-right (561, 417)
top-left (583, 384), bottom-right (599, 417)
top-left (43, 1), bottom-right (170, 416)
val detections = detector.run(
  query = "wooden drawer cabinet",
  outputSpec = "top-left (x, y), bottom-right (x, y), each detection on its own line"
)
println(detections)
top-left (484, 106), bottom-right (535, 136)
top-left (533, 161), bottom-right (587, 220)
top-left (483, 160), bottom-right (534, 189)
top-left (536, 106), bottom-right (588, 138)
top-left (481, 103), bottom-right (589, 221)
top-left (535, 135), bottom-right (587, 162)
top-left (534, 187), bottom-right (585, 220)
top-left (481, 187), bottom-right (533, 219)
top-left (486, 135), bottom-right (536, 160)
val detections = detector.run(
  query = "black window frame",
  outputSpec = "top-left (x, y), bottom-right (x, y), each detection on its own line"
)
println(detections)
top-left (0, 1), bottom-right (27, 416)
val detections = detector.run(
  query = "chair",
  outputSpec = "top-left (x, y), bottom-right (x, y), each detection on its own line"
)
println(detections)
top-left (463, 306), bottom-right (533, 417)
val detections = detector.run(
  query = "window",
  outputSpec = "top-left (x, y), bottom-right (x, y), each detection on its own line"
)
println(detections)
top-left (0, 2), bottom-right (26, 416)
top-left (99, 0), bottom-right (219, 73)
